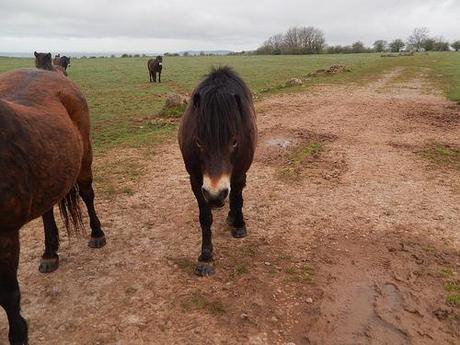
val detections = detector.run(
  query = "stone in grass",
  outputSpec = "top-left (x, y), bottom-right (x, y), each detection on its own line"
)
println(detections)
top-left (164, 93), bottom-right (187, 108)
top-left (286, 78), bottom-right (303, 87)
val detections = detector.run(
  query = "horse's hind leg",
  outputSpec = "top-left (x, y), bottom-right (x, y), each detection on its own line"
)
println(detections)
top-left (78, 179), bottom-right (106, 248)
top-left (227, 174), bottom-right (247, 238)
top-left (39, 208), bottom-right (60, 273)
top-left (0, 231), bottom-right (28, 345)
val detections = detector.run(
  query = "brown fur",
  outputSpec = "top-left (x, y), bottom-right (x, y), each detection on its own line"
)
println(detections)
top-left (0, 68), bottom-right (99, 344)
top-left (178, 67), bottom-right (257, 276)
top-left (34, 51), bottom-right (67, 76)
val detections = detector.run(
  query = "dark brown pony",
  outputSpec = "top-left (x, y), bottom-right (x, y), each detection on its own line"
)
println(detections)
top-left (147, 56), bottom-right (163, 82)
top-left (53, 55), bottom-right (71, 71)
top-left (34, 51), bottom-right (67, 76)
top-left (0, 69), bottom-right (106, 345)
top-left (178, 66), bottom-right (257, 276)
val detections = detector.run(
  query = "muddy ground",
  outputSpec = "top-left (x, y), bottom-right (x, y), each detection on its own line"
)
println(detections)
top-left (1, 69), bottom-right (459, 344)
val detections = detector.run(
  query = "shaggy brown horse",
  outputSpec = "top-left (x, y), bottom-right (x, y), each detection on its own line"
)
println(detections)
top-left (147, 56), bottom-right (163, 82)
top-left (0, 69), bottom-right (106, 345)
top-left (178, 66), bottom-right (257, 276)
top-left (34, 51), bottom-right (67, 76)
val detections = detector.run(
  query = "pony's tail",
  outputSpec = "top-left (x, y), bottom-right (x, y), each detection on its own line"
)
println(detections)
top-left (58, 184), bottom-right (84, 237)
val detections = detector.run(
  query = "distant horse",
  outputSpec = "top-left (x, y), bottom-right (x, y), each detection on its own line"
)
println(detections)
top-left (0, 69), bottom-right (106, 345)
top-left (54, 56), bottom-right (71, 71)
top-left (34, 51), bottom-right (67, 76)
top-left (53, 54), bottom-right (61, 66)
top-left (178, 66), bottom-right (257, 276)
top-left (147, 56), bottom-right (163, 82)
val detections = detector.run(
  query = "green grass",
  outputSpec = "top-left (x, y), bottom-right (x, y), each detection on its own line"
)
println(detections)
top-left (445, 281), bottom-right (460, 306)
top-left (1, 52), bottom-right (459, 151)
top-left (181, 292), bottom-right (226, 315)
top-left (280, 142), bottom-right (324, 180)
top-left (285, 265), bottom-right (314, 283)
top-left (420, 143), bottom-right (460, 170)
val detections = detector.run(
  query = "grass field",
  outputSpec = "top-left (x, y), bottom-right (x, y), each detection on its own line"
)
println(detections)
top-left (1, 52), bottom-right (459, 151)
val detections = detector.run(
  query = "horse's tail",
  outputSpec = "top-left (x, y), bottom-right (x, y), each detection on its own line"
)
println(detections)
top-left (58, 184), bottom-right (84, 237)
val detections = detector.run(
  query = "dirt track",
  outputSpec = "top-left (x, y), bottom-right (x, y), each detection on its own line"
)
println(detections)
top-left (1, 69), bottom-right (459, 344)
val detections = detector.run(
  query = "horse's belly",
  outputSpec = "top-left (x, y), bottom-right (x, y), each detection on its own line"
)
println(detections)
top-left (0, 116), bottom-right (83, 230)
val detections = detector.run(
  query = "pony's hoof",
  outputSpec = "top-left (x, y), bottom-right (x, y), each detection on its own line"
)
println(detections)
top-left (194, 262), bottom-right (215, 277)
top-left (231, 226), bottom-right (247, 238)
top-left (88, 235), bottom-right (106, 248)
top-left (39, 256), bottom-right (59, 273)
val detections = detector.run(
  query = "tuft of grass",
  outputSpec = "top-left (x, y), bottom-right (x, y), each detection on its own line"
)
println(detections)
top-left (285, 265), bottom-right (314, 283)
top-left (445, 281), bottom-right (460, 307)
top-left (168, 257), bottom-right (196, 274)
top-left (181, 292), bottom-right (226, 315)
top-left (280, 142), bottom-right (324, 180)
top-left (420, 143), bottom-right (460, 170)
top-left (439, 268), bottom-right (455, 278)
top-left (230, 264), bottom-right (249, 279)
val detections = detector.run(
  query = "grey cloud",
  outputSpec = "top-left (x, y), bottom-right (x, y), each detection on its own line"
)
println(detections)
top-left (1, 0), bottom-right (459, 52)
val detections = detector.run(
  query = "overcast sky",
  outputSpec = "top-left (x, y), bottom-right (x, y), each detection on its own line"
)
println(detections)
top-left (1, 0), bottom-right (459, 53)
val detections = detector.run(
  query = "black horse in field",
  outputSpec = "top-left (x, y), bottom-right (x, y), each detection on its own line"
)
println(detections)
top-left (147, 56), bottom-right (163, 82)
top-left (178, 66), bottom-right (257, 276)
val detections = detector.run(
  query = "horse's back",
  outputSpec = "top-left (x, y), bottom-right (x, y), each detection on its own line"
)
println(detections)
top-left (0, 69), bottom-right (87, 229)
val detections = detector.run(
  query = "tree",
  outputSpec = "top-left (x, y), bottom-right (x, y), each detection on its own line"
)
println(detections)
top-left (423, 38), bottom-right (435, 51)
top-left (351, 41), bottom-right (365, 53)
top-left (433, 37), bottom-right (450, 51)
top-left (408, 27), bottom-right (429, 51)
top-left (389, 39), bottom-right (405, 52)
top-left (256, 26), bottom-right (325, 55)
top-left (452, 41), bottom-right (460, 51)
top-left (373, 40), bottom-right (387, 52)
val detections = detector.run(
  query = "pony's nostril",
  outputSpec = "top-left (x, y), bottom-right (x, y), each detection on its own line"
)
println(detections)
top-left (220, 188), bottom-right (229, 200)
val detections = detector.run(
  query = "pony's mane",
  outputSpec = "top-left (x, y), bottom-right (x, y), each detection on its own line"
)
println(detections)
top-left (195, 66), bottom-right (249, 148)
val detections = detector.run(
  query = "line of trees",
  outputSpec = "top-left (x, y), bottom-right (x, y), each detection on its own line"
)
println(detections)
top-left (256, 26), bottom-right (326, 55)
top-left (256, 26), bottom-right (460, 55)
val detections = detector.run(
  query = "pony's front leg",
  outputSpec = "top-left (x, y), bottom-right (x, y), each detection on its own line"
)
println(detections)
top-left (227, 174), bottom-right (247, 238)
top-left (191, 178), bottom-right (214, 276)
top-left (39, 208), bottom-right (60, 273)
top-left (158, 71), bottom-right (161, 83)
top-left (0, 231), bottom-right (28, 345)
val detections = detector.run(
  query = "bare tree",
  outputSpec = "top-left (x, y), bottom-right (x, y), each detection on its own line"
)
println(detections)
top-left (408, 27), bottom-right (430, 51)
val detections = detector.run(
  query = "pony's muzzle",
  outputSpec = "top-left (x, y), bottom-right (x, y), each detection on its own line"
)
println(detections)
top-left (202, 174), bottom-right (231, 207)
top-left (202, 187), bottom-right (229, 208)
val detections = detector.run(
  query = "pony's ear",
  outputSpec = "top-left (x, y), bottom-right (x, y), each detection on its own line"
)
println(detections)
top-left (47, 53), bottom-right (51, 58)
top-left (193, 93), bottom-right (200, 109)
top-left (34, 51), bottom-right (38, 57)
top-left (234, 94), bottom-right (244, 116)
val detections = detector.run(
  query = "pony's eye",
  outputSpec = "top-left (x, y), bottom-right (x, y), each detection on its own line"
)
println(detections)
top-left (195, 138), bottom-right (202, 148)
top-left (232, 139), bottom-right (238, 148)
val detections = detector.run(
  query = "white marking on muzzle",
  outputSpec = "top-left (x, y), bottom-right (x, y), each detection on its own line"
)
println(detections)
top-left (202, 174), bottom-right (231, 198)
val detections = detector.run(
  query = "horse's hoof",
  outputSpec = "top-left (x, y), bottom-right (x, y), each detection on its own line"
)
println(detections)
top-left (231, 226), bottom-right (247, 238)
top-left (88, 235), bottom-right (106, 248)
top-left (194, 262), bottom-right (215, 277)
top-left (39, 256), bottom-right (59, 273)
